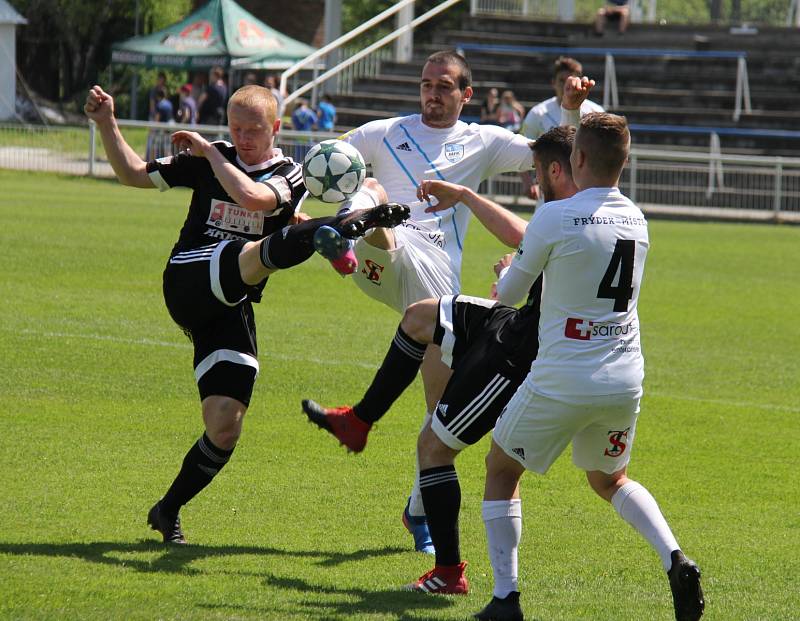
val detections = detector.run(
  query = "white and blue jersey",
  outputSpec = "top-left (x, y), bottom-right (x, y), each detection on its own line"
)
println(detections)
top-left (343, 114), bottom-right (533, 287)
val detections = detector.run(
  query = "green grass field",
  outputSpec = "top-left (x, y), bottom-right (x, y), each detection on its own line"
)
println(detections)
top-left (1, 170), bottom-right (798, 620)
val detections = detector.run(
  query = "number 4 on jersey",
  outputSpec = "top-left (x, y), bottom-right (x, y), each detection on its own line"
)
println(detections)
top-left (597, 239), bottom-right (635, 312)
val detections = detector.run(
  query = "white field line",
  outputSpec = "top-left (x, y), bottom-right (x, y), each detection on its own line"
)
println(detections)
top-left (11, 328), bottom-right (799, 413)
top-left (12, 328), bottom-right (379, 370)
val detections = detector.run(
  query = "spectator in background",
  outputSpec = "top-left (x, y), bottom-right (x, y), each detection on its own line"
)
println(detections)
top-left (243, 72), bottom-right (258, 86)
top-left (176, 84), bottom-right (197, 125)
top-left (148, 72), bottom-right (168, 121)
top-left (317, 94), bottom-right (337, 131)
top-left (291, 98), bottom-right (317, 131)
top-left (480, 87), bottom-right (500, 124)
top-left (264, 74), bottom-right (284, 114)
top-left (154, 88), bottom-right (174, 123)
top-left (520, 56), bottom-right (603, 200)
top-left (198, 66), bottom-right (228, 125)
top-left (595, 0), bottom-right (630, 35)
top-left (496, 90), bottom-right (525, 132)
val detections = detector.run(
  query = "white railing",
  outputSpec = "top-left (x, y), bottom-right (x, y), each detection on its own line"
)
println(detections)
top-left (469, 0), bottom-right (657, 22)
top-left (278, 0), bottom-right (462, 112)
top-left (1, 122), bottom-right (799, 222)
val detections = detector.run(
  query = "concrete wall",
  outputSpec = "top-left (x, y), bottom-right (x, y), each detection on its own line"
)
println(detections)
top-left (0, 23), bottom-right (15, 120)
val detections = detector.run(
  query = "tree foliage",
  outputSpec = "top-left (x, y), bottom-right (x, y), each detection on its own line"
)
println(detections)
top-left (11, 0), bottom-right (190, 103)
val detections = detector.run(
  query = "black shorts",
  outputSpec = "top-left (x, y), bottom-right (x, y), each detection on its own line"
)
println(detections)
top-left (162, 240), bottom-right (259, 405)
top-left (431, 294), bottom-right (540, 449)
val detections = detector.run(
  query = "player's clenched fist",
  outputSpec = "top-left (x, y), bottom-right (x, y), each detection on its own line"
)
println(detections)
top-left (170, 130), bottom-right (213, 158)
top-left (562, 76), bottom-right (596, 111)
top-left (84, 85), bottom-right (114, 121)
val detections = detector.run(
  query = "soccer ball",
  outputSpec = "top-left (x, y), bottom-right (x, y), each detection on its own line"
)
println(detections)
top-left (302, 140), bottom-right (367, 203)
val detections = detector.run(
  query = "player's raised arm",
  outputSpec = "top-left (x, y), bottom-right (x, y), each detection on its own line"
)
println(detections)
top-left (84, 86), bottom-right (154, 189)
top-left (170, 130), bottom-right (279, 212)
top-left (419, 179), bottom-right (527, 247)
top-left (559, 76), bottom-right (596, 127)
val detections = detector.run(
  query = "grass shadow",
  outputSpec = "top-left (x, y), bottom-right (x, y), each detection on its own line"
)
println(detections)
top-left (0, 540), bottom-right (407, 575)
top-left (259, 574), bottom-right (455, 620)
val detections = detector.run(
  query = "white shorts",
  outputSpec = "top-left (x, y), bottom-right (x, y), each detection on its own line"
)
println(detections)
top-left (493, 382), bottom-right (641, 475)
top-left (352, 226), bottom-right (458, 314)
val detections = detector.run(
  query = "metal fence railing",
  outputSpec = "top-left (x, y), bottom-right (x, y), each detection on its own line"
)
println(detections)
top-left (2, 122), bottom-right (799, 223)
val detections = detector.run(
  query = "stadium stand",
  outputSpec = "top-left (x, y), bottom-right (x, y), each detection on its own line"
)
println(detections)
top-left (334, 15), bottom-right (800, 157)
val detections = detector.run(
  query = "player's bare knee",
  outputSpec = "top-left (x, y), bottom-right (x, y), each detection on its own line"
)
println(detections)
top-left (401, 300), bottom-right (437, 343)
top-left (586, 469), bottom-right (628, 502)
top-left (203, 397), bottom-right (246, 450)
top-left (361, 177), bottom-right (388, 204)
top-left (417, 425), bottom-right (457, 469)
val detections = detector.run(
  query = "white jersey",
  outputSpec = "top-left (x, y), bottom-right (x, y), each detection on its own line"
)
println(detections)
top-left (520, 96), bottom-right (604, 141)
top-left (502, 187), bottom-right (649, 397)
top-left (343, 114), bottom-right (533, 277)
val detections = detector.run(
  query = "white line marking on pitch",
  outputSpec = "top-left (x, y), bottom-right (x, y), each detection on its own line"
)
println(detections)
top-left (12, 328), bottom-right (379, 369)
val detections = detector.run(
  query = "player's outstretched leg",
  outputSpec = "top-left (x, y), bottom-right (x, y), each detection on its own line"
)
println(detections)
top-left (302, 317), bottom-right (428, 453)
top-left (473, 592), bottom-right (524, 621)
top-left (147, 500), bottom-right (187, 544)
top-left (668, 550), bottom-right (704, 621)
top-left (302, 399), bottom-right (371, 453)
top-left (334, 202), bottom-right (410, 239)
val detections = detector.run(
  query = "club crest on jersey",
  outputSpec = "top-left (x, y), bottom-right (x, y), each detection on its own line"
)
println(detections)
top-left (604, 428), bottom-right (630, 457)
top-left (444, 143), bottom-right (464, 163)
top-left (362, 259), bottom-right (384, 284)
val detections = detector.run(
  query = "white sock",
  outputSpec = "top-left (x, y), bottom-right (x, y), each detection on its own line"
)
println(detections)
top-left (336, 185), bottom-right (381, 216)
top-left (482, 499), bottom-right (522, 598)
top-left (611, 481), bottom-right (680, 571)
top-left (407, 411), bottom-right (432, 517)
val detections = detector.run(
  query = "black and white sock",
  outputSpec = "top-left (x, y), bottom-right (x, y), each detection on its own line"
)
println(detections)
top-left (353, 326), bottom-right (427, 424)
top-left (159, 433), bottom-right (234, 516)
top-left (420, 465), bottom-right (462, 566)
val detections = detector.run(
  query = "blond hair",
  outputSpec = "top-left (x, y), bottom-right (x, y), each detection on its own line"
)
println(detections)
top-left (228, 85), bottom-right (277, 123)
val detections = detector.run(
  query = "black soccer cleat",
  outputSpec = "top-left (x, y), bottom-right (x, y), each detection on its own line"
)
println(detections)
top-left (335, 202), bottom-right (410, 239)
top-left (668, 550), bottom-right (704, 621)
top-left (147, 501), bottom-right (187, 544)
top-left (474, 591), bottom-right (524, 621)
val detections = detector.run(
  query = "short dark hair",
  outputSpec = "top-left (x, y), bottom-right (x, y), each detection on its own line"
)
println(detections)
top-left (531, 126), bottom-right (575, 176)
top-left (577, 112), bottom-right (630, 178)
top-left (553, 56), bottom-right (583, 79)
top-left (425, 50), bottom-right (472, 90)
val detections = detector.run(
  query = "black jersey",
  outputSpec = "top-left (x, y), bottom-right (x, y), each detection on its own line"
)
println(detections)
top-left (146, 142), bottom-right (306, 257)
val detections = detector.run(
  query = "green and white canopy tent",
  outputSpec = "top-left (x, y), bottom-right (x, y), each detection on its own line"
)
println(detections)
top-left (111, 0), bottom-right (315, 70)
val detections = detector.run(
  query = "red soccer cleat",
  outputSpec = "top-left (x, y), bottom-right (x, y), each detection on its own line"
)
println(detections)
top-left (302, 399), bottom-right (371, 452)
top-left (328, 246), bottom-right (358, 276)
top-left (404, 562), bottom-right (469, 595)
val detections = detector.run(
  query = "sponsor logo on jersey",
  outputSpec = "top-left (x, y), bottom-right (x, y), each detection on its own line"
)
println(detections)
top-left (604, 427), bottom-right (630, 457)
top-left (564, 318), bottom-right (638, 341)
top-left (395, 142), bottom-right (412, 152)
top-left (207, 199), bottom-right (264, 235)
top-left (444, 143), bottom-right (464, 163)
top-left (362, 259), bottom-right (384, 284)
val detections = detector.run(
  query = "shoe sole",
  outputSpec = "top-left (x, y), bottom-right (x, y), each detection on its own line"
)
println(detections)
top-left (340, 203), bottom-right (410, 238)
top-left (313, 225), bottom-right (351, 260)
